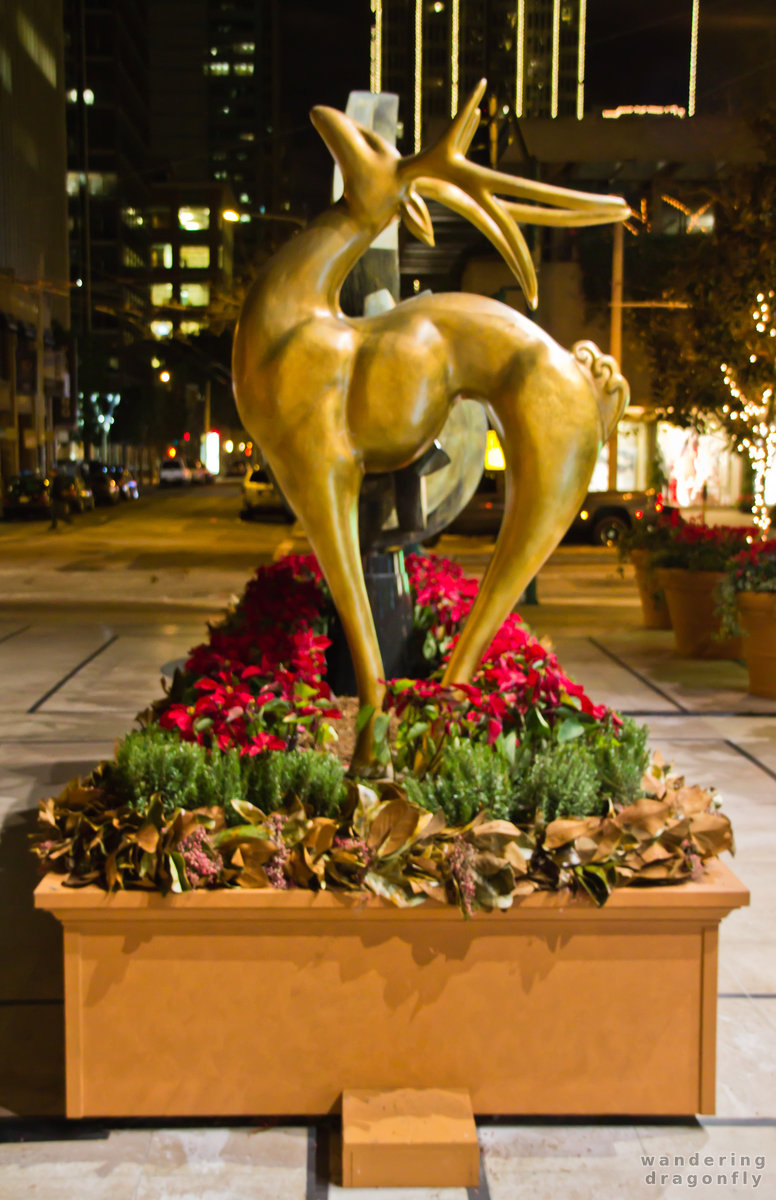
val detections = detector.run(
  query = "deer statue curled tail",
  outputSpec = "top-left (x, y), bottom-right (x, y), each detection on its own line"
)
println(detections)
top-left (232, 80), bottom-right (630, 775)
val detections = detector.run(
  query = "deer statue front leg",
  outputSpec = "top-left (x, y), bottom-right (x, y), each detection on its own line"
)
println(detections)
top-left (260, 412), bottom-right (387, 776)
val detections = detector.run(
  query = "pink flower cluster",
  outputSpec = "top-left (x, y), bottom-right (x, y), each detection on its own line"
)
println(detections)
top-left (178, 826), bottom-right (223, 887)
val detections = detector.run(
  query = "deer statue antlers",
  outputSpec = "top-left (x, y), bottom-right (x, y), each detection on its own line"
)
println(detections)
top-left (232, 81), bottom-right (630, 773)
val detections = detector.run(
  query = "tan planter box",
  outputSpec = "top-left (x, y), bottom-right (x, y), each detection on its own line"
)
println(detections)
top-left (35, 861), bottom-right (748, 1120)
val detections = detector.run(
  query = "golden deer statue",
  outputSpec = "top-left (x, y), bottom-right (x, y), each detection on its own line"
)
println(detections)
top-left (232, 81), bottom-right (630, 773)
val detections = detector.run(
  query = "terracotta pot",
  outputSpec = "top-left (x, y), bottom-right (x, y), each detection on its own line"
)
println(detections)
top-left (656, 568), bottom-right (742, 659)
top-left (630, 549), bottom-right (671, 629)
top-left (736, 591), bottom-right (776, 698)
top-left (36, 863), bottom-right (749, 1120)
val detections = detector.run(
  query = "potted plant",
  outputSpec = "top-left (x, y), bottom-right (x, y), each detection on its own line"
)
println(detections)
top-left (618, 510), bottom-right (678, 629)
top-left (651, 515), bottom-right (753, 658)
top-left (718, 538), bottom-right (776, 696)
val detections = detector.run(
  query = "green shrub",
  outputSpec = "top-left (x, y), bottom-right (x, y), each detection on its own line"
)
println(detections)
top-left (112, 729), bottom-right (347, 820)
top-left (239, 750), bottom-right (348, 817)
top-left (406, 741), bottom-right (514, 825)
top-left (587, 716), bottom-right (649, 805)
top-left (114, 729), bottom-right (231, 815)
top-left (510, 740), bottom-right (601, 824)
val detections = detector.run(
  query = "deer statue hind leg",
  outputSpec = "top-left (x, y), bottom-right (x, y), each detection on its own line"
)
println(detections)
top-left (443, 340), bottom-right (627, 688)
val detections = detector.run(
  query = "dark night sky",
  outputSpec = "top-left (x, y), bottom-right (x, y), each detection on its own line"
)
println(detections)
top-left (585, 0), bottom-right (776, 113)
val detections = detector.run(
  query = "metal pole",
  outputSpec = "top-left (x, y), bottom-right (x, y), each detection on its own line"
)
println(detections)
top-left (608, 221), bottom-right (624, 490)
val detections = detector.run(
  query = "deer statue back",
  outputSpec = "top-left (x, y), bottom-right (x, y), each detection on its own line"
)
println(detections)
top-left (232, 81), bottom-right (630, 774)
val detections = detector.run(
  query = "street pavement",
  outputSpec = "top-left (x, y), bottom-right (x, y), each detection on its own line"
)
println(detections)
top-left (0, 489), bottom-right (774, 1199)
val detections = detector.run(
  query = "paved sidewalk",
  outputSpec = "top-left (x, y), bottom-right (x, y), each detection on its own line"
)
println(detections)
top-left (0, 545), bottom-right (774, 1199)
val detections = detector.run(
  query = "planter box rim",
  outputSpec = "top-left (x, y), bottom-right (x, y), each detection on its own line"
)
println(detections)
top-left (34, 858), bottom-right (748, 921)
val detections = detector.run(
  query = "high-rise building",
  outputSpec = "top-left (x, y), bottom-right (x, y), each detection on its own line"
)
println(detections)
top-left (148, 0), bottom-right (276, 260)
top-left (371, 0), bottom-right (588, 154)
top-left (63, 0), bottom-right (151, 405)
top-left (0, 0), bottom-right (70, 477)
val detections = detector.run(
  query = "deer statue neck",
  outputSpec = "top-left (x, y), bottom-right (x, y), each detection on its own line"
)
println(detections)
top-left (258, 200), bottom-right (391, 323)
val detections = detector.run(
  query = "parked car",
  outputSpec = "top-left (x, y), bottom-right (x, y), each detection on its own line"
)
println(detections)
top-left (447, 473), bottom-right (667, 546)
top-left (108, 465), bottom-right (139, 500)
top-left (2, 472), bottom-right (53, 519)
top-left (241, 465), bottom-right (295, 522)
top-left (80, 461), bottom-right (120, 505)
top-left (54, 463), bottom-right (95, 513)
top-left (225, 459), bottom-right (248, 478)
top-left (159, 457), bottom-right (192, 486)
top-left (186, 458), bottom-right (215, 485)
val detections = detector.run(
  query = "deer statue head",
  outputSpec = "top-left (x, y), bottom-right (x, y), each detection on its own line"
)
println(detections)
top-left (310, 79), bottom-right (628, 309)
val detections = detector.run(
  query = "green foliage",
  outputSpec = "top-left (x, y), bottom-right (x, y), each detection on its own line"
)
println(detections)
top-left (406, 715), bottom-right (649, 829)
top-left (406, 741), bottom-right (514, 825)
top-left (114, 729), bottom-right (234, 816)
top-left (585, 716), bottom-right (649, 806)
top-left (510, 740), bottom-right (600, 824)
top-left (241, 749), bottom-right (348, 817)
top-left (112, 728), bottom-right (347, 820)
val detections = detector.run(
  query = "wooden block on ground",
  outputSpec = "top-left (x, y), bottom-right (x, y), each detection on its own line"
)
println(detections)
top-left (341, 1087), bottom-right (479, 1188)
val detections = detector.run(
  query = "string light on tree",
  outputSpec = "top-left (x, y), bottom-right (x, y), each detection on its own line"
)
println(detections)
top-left (718, 289), bottom-right (776, 536)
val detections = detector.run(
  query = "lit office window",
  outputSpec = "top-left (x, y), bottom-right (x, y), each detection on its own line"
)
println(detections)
top-left (150, 320), bottom-right (173, 339)
top-left (180, 245), bottom-right (210, 269)
top-left (180, 320), bottom-right (204, 336)
top-left (205, 61), bottom-right (229, 74)
top-left (150, 243), bottom-right (173, 269)
top-left (233, 62), bottom-right (254, 75)
top-left (180, 283), bottom-right (210, 307)
top-left (178, 206), bottom-right (210, 232)
top-left (151, 282), bottom-right (174, 305)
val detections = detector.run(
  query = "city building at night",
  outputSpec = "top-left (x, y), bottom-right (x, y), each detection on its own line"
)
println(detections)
top-left (0, 0), bottom-right (70, 479)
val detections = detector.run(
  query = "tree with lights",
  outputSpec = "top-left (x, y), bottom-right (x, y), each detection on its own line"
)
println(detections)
top-left (621, 117), bottom-right (776, 530)
top-left (719, 291), bottom-right (776, 535)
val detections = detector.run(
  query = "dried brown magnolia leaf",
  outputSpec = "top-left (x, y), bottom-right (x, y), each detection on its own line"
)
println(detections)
top-left (638, 859), bottom-right (689, 881)
top-left (234, 842), bottom-right (274, 886)
top-left (687, 812), bottom-right (734, 855)
top-left (512, 879), bottom-right (539, 896)
top-left (472, 850), bottom-right (511, 877)
top-left (368, 800), bottom-right (420, 857)
top-left (60, 782), bottom-right (103, 810)
top-left (657, 817), bottom-right (692, 850)
top-left (303, 818), bottom-right (336, 856)
top-left (408, 878), bottom-right (447, 902)
top-left (136, 824), bottom-right (160, 854)
top-left (544, 817), bottom-right (601, 849)
top-left (502, 842), bottom-right (528, 874)
top-left (641, 772), bottom-right (667, 799)
top-left (638, 842), bottom-right (674, 865)
top-left (302, 845), bottom-right (327, 879)
top-left (588, 820), bottom-right (623, 863)
top-left (414, 809), bottom-right (447, 841)
top-left (288, 849), bottom-right (313, 888)
top-left (675, 785), bottom-right (713, 815)
top-left (474, 819), bottom-right (522, 840)
top-left (104, 851), bottom-right (118, 890)
top-left (617, 797), bottom-right (671, 836)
